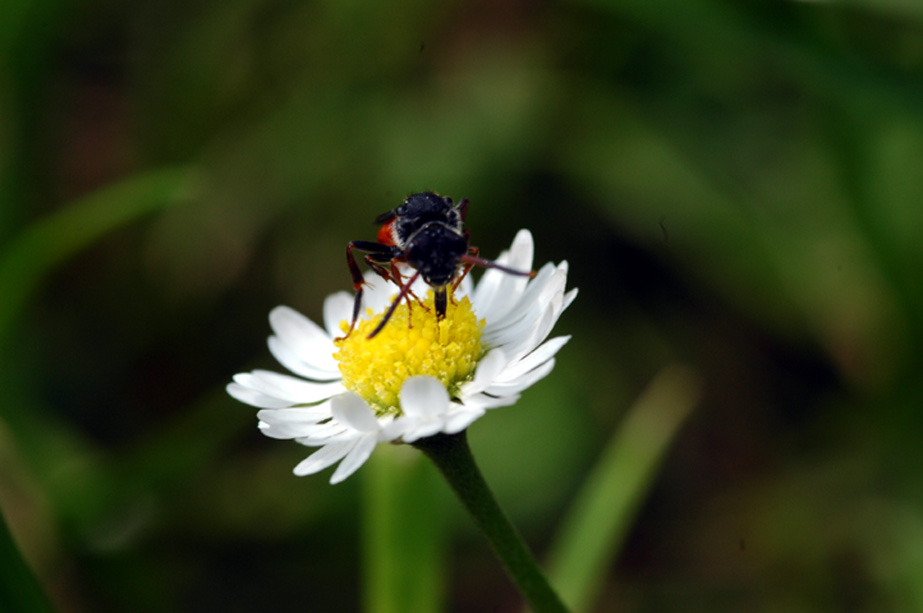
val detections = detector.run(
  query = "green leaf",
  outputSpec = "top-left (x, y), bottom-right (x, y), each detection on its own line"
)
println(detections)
top-left (0, 166), bottom-right (197, 345)
top-left (547, 366), bottom-right (701, 612)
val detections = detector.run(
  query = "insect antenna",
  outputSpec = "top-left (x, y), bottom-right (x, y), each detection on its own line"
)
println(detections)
top-left (460, 254), bottom-right (536, 279)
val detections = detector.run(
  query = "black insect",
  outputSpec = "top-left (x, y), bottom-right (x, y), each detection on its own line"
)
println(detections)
top-left (344, 192), bottom-right (534, 339)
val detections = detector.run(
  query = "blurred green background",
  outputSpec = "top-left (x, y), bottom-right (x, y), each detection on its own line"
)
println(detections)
top-left (3, 0), bottom-right (923, 611)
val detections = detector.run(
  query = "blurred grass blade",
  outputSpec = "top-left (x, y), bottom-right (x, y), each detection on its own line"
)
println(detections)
top-left (363, 445), bottom-right (446, 613)
top-left (0, 506), bottom-right (55, 612)
top-left (0, 166), bottom-right (197, 345)
top-left (547, 365), bottom-right (701, 612)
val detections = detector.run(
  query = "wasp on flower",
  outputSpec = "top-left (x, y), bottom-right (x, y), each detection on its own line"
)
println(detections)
top-left (227, 193), bottom-right (576, 483)
top-left (344, 192), bottom-right (535, 339)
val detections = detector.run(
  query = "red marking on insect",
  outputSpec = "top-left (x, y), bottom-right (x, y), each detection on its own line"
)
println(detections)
top-left (376, 218), bottom-right (396, 246)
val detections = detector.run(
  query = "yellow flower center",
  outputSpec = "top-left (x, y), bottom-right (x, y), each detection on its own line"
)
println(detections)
top-left (333, 292), bottom-right (484, 415)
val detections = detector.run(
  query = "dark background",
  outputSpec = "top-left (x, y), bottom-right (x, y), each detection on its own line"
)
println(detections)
top-left (3, 0), bottom-right (923, 611)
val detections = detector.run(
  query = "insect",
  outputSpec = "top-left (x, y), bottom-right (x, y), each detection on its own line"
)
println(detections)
top-left (344, 192), bottom-right (535, 339)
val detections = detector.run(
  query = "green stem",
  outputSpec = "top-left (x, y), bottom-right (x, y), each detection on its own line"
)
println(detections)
top-left (413, 431), bottom-right (568, 613)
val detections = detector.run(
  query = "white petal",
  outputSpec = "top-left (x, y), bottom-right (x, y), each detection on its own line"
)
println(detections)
top-left (462, 393), bottom-right (521, 412)
top-left (269, 306), bottom-right (338, 371)
top-left (513, 262), bottom-right (564, 315)
top-left (381, 418), bottom-right (407, 441)
top-left (234, 371), bottom-right (343, 404)
top-left (460, 349), bottom-right (507, 395)
top-left (494, 336), bottom-right (570, 383)
top-left (270, 305), bottom-right (330, 348)
top-left (361, 270), bottom-right (400, 314)
top-left (323, 291), bottom-right (354, 338)
top-left (441, 406), bottom-right (486, 433)
top-left (256, 404), bottom-right (331, 423)
top-left (329, 435), bottom-right (377, 483)
top-left (485, 358), bottom-right (556, 396)
top-left (563, 287), bottom-right (578, 312)
top-left (258, 421), bottom-right (323, 441)
top-left (400, 419), bottom-right (446, 443)
top-left (382, 377), bottom-right (459, 443)
top-left (456, 270), bottom-right (474, 298)
top-left (503, 264), bottom-right (566, 331)
top-left (399, 376), bottom-right (450, 417)
top-left (374, 413), bottom-right (398, 441)
top-left (494, 302), bottom-right (558, 364)
top-left (226, 382), bottom-right (295, 409)
top-left (481, 262), bottom-right (559, 348)
top-left (256, 404), bottom-right (332, 439)
top-left (331, 392), bottom-right (381, 432)
top-left (293, 440), bottom-right (355, 476)
top-left (267, 335), bottom-right (340, 381)
top-left (526, 303), bottom-right (562, 357)
top-left (472, 230), bottom-right (534, 322)
top-left (294, 420), bottom-right (351, 445)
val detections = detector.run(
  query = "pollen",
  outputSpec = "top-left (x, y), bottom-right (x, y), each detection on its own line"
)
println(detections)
top-left (333, 293), bottom-right (484, 415)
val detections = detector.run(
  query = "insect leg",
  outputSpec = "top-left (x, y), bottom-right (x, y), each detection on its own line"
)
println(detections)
top-left (451, 246), bottom-right (479, 295)
top-left (366, 257), bottom-right (396, 285)
top-left (343, 241), bottom-right (399, 338)
top-left (389, 261), bottom-right (429, 312)
top-left (369, 270), bottom-right (422, 339)
top-left (455, 197), bottom-right (470, 220)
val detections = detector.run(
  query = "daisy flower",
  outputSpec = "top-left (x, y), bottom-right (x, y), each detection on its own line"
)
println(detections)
top-left (227, 229), bottom-right (576, 483)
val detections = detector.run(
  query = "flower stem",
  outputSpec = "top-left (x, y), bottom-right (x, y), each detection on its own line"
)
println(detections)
top-left (413, 431), bottom-right (569, 613)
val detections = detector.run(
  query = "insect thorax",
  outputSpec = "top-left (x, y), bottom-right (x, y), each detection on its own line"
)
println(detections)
top-left (393, 192), bottom-right (463, 246)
